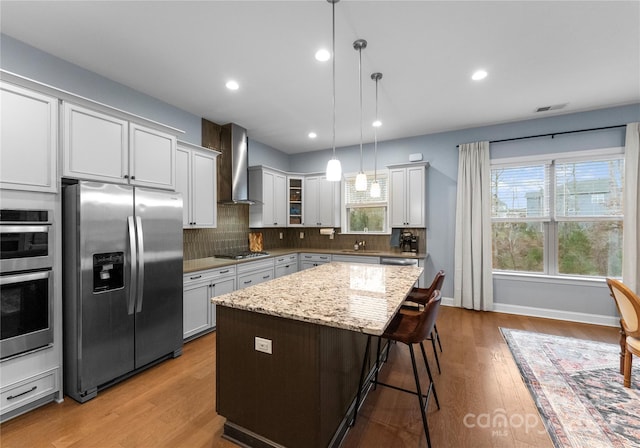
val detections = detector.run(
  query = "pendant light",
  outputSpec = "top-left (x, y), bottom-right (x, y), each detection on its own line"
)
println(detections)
top-left (325, 0), bottom-right (342, 182)
top-left (353, 39), bottom-right (368, 191)
top-left (370, 72), bottom-right (382, 198)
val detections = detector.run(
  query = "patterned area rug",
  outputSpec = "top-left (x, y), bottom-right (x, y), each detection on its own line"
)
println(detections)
top-left (501, 328), bottom-right (640, 448)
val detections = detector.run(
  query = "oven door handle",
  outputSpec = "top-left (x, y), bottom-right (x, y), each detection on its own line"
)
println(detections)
top-left (127, 216), bottom-right (137, 316)
top-left (0, 225), bottom-right (50, 234)
top-left (0, 269), bottom-right (51, 285)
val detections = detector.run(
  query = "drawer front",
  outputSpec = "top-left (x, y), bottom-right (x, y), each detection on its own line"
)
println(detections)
top-left (275, 253), bottom-right (298, 266)
top-left (300, 253), bottom-right (331, 263)
top-left (236, 258), bottom-right (275, 274)
top-left (184, 266), bottom-right (236, 285)
top-left (1, 369), bottom-right (57, 414)
top-left (237, 268), bottom-right (274, 289)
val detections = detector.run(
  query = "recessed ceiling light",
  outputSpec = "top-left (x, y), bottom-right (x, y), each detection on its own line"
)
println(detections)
top-left (315, 49), bottom-right (330, 62)
top-left (471, 70), bottom-right (488, 81)
top-left (308, 132), bottom-right (317, 139)
top-left (225, 80), bottom-right (239, 90)
top-left (372, 120), bottom-right (382, 128)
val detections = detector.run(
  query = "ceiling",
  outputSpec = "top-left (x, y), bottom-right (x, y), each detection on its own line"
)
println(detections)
top-left (1, 1), bottom-right (639, 154)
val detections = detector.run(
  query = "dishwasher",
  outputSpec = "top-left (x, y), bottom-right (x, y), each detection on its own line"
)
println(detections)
top-left (380, 257), bottom-right (419, 267)
top-left (380, 257), bottom-right (423, 292)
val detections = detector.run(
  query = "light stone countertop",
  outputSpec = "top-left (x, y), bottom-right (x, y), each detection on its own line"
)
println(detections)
top-left (184, 247), bottom-right (427, 273)
top-left (211, 262), bottom-right (423, 335)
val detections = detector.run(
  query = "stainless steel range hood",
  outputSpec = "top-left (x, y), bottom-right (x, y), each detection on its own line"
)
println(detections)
top-left (206, 122), bottom-right (255, 205)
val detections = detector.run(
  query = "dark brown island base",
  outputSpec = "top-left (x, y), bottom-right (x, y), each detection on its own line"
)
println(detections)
top-left (213, 262), bottom-right (423, 448)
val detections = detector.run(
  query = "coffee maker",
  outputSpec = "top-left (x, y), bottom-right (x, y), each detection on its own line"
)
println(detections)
top-left (401, 231), bottom-right (418, 253)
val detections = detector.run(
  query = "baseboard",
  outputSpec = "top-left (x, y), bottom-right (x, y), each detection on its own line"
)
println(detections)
top-left (440, 297), bottom-right (618, 327)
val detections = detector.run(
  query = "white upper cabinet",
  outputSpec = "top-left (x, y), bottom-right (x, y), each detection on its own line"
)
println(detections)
top-left (0, 82), bottom-right (58, 193)
top-left (389, 162), bottom-right (428, 227)
top-left (176, 141), bottom-right (219, 228)
top-left (304, 175), bottom-right (340, 227)
top-left (62, 102), bottom-right (177, 190)
top-left (249, 166), bottom-right (287, 228)
top-left (129, 123), bottom-right (176, 190)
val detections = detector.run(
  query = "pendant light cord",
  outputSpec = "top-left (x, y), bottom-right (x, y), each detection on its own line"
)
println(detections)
top-left (331, 0), bottom-right (336, 158)
top-left (358, 44), bottom-right (363, 173)
top-left (373, 75), bottom-right (378, 181)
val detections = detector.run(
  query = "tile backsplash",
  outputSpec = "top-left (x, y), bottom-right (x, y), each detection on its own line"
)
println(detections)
top-left (184, 204), bottom-right (426, 260)
top-left (183, 204), bottom-right (250, 259)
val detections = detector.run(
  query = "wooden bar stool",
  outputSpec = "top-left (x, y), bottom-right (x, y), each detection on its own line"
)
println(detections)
top-left (354, 290), bottom-right (442, 448)
top-left (400, 270), bottom-right (445, 373)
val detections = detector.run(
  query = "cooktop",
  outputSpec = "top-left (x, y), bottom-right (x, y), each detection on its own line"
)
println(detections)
top-left (214, 251), bottom-right (270, 260)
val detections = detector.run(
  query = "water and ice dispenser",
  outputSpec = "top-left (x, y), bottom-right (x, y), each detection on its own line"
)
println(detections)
top-left (92, 252), bottom-right (124, 293)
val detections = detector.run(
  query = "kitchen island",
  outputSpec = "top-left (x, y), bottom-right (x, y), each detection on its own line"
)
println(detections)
top-left (212, 262), bottom-right (423, 448)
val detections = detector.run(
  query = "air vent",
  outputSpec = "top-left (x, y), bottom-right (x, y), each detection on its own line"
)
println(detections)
top-left (535, 103), bottom-right (567, 113)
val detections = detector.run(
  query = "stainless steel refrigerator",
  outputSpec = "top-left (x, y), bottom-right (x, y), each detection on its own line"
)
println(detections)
top-left (63, 181), bottom-right (183, 403)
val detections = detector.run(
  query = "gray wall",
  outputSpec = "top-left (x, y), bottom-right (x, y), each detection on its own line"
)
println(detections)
top-left (4, 33), bottom-right (639, 324)
top-left (1, 34), bottom-right (203, 144)
top-left (290, 105), bottom-right (639, 324)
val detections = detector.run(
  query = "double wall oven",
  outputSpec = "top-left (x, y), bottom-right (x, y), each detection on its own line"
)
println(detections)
top-left (0, 209), bottom-right (54, 359)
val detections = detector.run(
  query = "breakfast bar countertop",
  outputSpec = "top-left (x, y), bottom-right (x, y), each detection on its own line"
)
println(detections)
top-left (211, 262), bottom-right (423, 335)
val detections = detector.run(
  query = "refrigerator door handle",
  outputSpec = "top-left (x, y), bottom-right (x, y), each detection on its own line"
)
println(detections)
top-left (127, 216), bottom-right (137, 315)
top-left (135, 216), bottom-right (145, 313)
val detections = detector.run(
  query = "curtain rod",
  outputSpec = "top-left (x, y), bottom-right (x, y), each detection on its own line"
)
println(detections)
top-left (456, 124), bottom-right (627, 147)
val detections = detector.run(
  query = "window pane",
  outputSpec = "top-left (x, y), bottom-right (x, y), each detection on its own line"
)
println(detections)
top-left (558, 221), bottom-right (623, 276)
top-left (348, 207), bottom-right (386, 232)
top-left (555, 159), bottom-right (624, 217)
top-left (492, 222), bottom-right (544, 272)
top-left (491, 165), bottom-right (549, 218)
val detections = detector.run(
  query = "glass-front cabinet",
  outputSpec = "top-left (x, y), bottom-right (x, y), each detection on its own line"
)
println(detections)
top-left (288, 176), bottom-right (303, 226)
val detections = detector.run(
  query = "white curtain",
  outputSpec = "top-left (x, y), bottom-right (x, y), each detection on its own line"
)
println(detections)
top-left (454, 141), bottom-right (493, 310)
top-left (623, 123), bottom-right (640, 292)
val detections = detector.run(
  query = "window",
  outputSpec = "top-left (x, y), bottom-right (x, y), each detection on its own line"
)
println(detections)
top-left (344, 174), bottom-right (388, 233)
top-left (491, 150), bottom-right (624, 277)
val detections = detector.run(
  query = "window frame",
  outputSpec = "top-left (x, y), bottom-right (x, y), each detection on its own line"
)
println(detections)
top-left (342, 170), bottom-right (390, 235)
top-left (491, 147), bottom-right (624, 279)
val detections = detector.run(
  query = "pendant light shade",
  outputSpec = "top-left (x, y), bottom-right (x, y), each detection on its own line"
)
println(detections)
top-left (353, 39), bottom-right (368, 191)
top-left (370, 179), bottom-right (381, 198)
top-left (355, 172), bottom-right (368, 191)
top-left (325, 0), bottom-right (342, 182)
top-left (370, 72), bottom-right (382, 198)
top-left (326, 158), bottom-right (342, 181)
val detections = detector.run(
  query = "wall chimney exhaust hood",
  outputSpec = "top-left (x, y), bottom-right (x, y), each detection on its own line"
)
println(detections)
top-left (203, 120), bottom-right (256, 205)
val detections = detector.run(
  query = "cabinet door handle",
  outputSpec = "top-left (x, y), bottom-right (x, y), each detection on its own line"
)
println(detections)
top-left (262, 275), bottom-right (270, 279)
top-left (244, 280), bottom-right (252, 285)
top-left (7, 386), bottom-right (37, 400)
top-left (320, 256), bottom-right (328, 260)
top-left (123, 174), bottom-right (129, 179)
top-left (131, 175), bottom-right (136, 180)
top-left (190, 275), bottom-right (202, 280)
top-left (219, 269), bottom-right (230, 274)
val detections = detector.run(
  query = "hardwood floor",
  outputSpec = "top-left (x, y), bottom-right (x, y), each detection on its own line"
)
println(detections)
top-left (0, 307), bottom-right (618, 448)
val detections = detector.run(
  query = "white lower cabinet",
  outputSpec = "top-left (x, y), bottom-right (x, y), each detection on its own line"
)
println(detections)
top-left (275, 253), bottom-right (299, 278)
top-left (1, 369), bottom-right (58, 418)
top-left (183, 266), bottom-right (236, 340)
top-left (299, 253), bottom-right (331, 270)
top-left (237, 258), bottom-right (275, 289)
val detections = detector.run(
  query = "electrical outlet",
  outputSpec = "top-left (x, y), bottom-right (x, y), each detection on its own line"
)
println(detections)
top-left (279, 232), bottom-right (283, 240)
top-left (300, 232), bottom-right (304, 239)
top-left (255, 337), bottom-right (272, 354)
